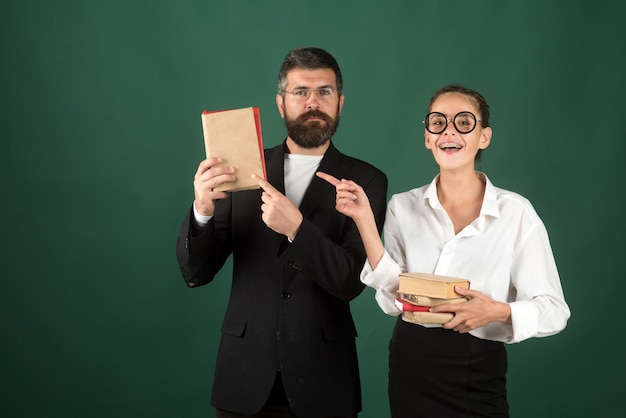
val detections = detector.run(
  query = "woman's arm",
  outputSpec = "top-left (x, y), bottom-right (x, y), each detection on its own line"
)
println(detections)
top-left (316, 172), bottom-right (385, 269)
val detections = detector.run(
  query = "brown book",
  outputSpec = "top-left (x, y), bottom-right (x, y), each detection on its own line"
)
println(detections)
top-left (201, 107), bottom-right (266, 192)
top-left (399, 294), bottom-right (468, 307)
top-left (398, 272), bottom-right (470, 299)
top-left (402, 311), bottom-right (454, 325)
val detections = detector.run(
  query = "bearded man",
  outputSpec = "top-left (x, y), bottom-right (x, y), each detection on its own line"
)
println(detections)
top-left (176, 47), bottom-right (388, 418)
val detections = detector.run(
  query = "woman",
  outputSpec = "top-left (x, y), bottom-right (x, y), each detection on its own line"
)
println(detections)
top-left (317, 84), bottom-right (570, 418)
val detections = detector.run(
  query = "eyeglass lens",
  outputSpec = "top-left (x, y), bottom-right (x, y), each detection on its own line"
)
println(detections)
top-left (288, 88), bottom-right (336, 101)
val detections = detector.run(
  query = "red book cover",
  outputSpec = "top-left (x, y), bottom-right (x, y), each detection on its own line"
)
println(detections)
top-left (395, 298), bottom-right (430, 312)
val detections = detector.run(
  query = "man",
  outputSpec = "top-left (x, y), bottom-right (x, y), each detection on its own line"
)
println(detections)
top-left (176, 47), bottom-right (388, 418)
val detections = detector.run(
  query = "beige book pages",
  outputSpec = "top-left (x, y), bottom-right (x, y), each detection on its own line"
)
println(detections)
top-left (402, 311), bottom-right (454, 325)
top-left (400, 294), bottom-right (468, 307)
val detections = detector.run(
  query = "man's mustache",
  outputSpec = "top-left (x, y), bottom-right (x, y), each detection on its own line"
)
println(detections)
top-left (296, 110), bottom-right (331, 123)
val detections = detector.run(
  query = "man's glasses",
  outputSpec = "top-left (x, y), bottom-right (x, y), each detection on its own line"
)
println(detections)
top-left (280, 88), bottom-right (338, 101)
top-left (423, 111), bottom-right (481, 134)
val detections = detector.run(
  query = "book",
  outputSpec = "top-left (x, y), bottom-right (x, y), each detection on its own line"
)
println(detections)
top-left (200, 107), bottom-right (266, 192)
top-left (396, 297), bottom-right (467, 325)
top-left (395, 299), bottom-right (431, 312)
top-left (398, 272), bottom-right (470, 299)
top-left (399, 294), bottom-right (468, 307)
top-left (402, 311), bottom-right (454, 325)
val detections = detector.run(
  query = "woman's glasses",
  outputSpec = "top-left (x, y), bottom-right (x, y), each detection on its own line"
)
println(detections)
top-left (423, 111), bottom-right (481, 134)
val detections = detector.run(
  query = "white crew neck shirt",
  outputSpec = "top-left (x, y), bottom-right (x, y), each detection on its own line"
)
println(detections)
top-left (283, 153), bottom-right (323, 207)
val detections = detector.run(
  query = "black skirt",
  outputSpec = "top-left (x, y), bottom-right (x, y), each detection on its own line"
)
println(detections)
top-left (388, 318), bottom-right (509, 418)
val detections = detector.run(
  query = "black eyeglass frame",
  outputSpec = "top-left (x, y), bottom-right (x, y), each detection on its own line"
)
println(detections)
top-left (422, 111), bottom-right (482, 134)
top-left (278, 88), bottom-right (338, 100)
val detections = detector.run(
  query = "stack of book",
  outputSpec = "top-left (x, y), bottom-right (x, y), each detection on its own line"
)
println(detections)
top-left (396, 272), bottom-right (470, 324)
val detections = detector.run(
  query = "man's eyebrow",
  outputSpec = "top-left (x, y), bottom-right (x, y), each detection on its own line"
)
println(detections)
top-left (290, 84), bottom-right (335, 90)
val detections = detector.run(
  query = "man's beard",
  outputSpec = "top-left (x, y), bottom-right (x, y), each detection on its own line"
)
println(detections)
top-left (284, 107), bottom-right (341, 149)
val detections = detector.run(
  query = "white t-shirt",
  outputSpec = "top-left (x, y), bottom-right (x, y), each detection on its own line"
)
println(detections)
top-left (283, 153), bottom-right (323, 207)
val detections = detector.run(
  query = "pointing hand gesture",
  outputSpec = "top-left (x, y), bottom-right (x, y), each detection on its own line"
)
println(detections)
top-left (316, 172), bottom-right (373, 222)
top-left (251, 174), bottom-right (303, 241)
top-left (316, 171), bottom-right (385, 268)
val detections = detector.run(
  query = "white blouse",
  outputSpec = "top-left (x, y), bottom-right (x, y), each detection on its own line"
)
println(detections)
top-left (360, 173), bottom-right (570, 344)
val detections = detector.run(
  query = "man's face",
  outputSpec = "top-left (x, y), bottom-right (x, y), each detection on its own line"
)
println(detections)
top-left (277, 68), bottom-right (344, 149)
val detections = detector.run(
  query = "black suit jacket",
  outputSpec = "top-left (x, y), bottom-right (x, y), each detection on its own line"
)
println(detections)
top-left (176, 141), bottom-right (387, 416)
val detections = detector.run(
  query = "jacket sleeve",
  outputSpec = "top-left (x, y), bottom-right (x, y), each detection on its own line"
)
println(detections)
top-left (175, 199), bottom-right (233, 288)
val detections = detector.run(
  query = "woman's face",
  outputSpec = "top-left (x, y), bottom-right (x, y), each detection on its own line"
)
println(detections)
top-left (424, 92), bottom-right (492, 173)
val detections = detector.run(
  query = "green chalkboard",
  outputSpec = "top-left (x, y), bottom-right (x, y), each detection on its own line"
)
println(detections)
top-left (2, 1), bottom-right (624, 417)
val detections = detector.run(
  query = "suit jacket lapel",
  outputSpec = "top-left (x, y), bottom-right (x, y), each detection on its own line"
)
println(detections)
top-left (265, 142), bottom-right (287, 194)
top-left (265, 141), bottom-right (349, 219)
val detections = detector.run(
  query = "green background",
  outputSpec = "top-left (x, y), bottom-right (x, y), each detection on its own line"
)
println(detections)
top-left (2, 1), bottom-right (624, 417)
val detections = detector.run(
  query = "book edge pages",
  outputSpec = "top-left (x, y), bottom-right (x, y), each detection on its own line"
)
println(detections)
top-left (399, 294), bottom-right (468, 306)
top-left (402, 311), bottom-right (454, 325)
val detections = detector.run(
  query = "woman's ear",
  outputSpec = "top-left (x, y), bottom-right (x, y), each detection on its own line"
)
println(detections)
top-left (479, 127), bottom-right (492, 150)
top-left (425, 131), bottom-right (432, 149)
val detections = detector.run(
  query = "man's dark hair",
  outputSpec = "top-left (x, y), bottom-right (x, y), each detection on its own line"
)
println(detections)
top-left (277, 47), bottom-right (343, 94)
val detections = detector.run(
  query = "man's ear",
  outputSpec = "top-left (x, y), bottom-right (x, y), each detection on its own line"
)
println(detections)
top-left (276, 94), bottom-right (285, 119)
top-left (338, 93), bottom-right (345, 116)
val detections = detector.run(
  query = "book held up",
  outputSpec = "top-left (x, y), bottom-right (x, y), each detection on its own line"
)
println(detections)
top-left (397, 272), bottom-right (470, 325)
top-left (201, 107), bottom-right (267, 192)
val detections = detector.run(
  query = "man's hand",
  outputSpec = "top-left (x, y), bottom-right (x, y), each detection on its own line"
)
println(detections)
top-left (193, 157), bottom-right (236, 216)
top-left (431, 286), bottom-right (512, 334)
top-left (251, 174), bottom-right (303, 241)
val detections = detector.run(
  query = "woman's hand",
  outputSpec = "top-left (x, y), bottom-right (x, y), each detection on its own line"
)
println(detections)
top-left (316, 171), bottom-right (385, 268)
top-left (316, 172), bottom-right (373, 222)
top-left (431, 286), bottom-right (512, 333)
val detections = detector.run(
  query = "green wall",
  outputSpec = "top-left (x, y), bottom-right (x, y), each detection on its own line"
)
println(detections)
top-left (2, 1), bottom-right (624, 417)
